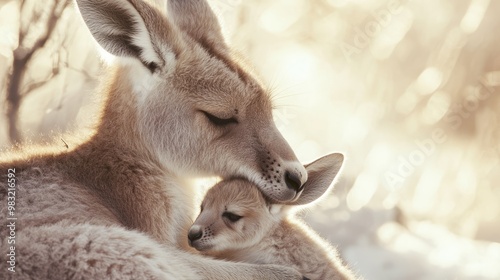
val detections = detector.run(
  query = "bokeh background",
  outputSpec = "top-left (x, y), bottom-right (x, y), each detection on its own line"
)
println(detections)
top-left (1, 0), bottom-right (499, 279)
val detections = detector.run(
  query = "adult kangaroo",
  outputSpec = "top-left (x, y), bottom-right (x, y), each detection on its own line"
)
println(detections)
top-left (0, 0), bottom-right (309, 279)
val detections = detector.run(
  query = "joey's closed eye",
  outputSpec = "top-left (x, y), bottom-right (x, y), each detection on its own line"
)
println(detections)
top-left (202, 111), bottom-right (238, 126)
top-left (222, 212), bottom-right (242, 222)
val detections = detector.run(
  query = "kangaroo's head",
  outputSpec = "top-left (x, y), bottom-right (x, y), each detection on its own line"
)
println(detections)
top-left (75, 0), bottom-right (308, 202)
top-left (188, 153), bottom-right (344, 253)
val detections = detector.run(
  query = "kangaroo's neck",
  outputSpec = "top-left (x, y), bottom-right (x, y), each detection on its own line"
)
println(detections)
top-left (94, 66), bottom-right (152, 156)
top-left (61, 66), bottom-right (195, 247)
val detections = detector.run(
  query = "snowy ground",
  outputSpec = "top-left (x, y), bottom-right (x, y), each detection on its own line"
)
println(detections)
top-left (305, 205), bottom-right (500, 280)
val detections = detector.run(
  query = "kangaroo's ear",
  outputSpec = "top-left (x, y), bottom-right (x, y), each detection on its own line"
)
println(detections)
top-left (168, 0), bottom-right (227, 52)
top-left (289, 153), bottom-right (344, 206)
top-left (75, 0), bottom-right (179, 72)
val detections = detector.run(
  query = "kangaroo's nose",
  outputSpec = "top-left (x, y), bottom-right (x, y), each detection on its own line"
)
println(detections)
top-left (188, 227), bottom-right (203, 243)
top-left (285, 171), bottom-right (303, 192)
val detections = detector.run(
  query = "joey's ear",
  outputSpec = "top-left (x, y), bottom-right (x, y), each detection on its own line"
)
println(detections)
top-left (75, 0), bottom-right (177, 71)
top-left (168, 0), bottom-right (228, 52)
top-left (289, 153), bottom-right (344, 206)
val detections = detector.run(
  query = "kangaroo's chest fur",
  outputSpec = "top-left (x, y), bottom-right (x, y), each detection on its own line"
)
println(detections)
top-left (0, 139), bottom-right (197, 249)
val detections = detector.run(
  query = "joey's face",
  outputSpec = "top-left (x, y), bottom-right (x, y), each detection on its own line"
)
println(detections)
top-left (187, 179), bottom-right (274, 253)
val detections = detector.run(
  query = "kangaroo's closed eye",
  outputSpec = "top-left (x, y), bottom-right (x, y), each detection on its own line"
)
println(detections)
top-left (222, 211), bottom-right (242, 222)
top-left (202, 111), bottom-right (238, 126)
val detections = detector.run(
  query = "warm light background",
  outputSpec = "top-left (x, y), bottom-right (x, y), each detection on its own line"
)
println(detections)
top-left (1, 0), bottom-right (499, 279)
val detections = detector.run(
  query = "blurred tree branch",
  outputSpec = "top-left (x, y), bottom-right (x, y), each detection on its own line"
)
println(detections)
top-left (6, 0), bottom-right (70, 144)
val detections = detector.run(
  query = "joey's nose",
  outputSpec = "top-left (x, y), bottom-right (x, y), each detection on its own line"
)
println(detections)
top-left (285, 171), bottom-right (303, 192)
top-left (188, 228), bottom-right (203, 243)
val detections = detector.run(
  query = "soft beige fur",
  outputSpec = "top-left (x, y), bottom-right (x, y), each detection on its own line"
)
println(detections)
top-left (190, 154), bottom-right (359, 280)
top-left (0, 0), bottom-right (314, 279)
